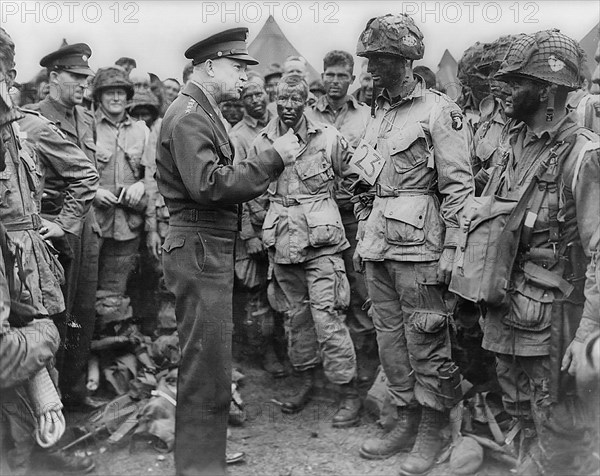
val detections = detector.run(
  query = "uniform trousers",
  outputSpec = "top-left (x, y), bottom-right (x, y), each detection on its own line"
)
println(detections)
top-left (365, 260), bottom-right (460, 411)
top-left (273, 254), bottom-right (356, 385)
top-left (162, 223), bottom-right (235, 476)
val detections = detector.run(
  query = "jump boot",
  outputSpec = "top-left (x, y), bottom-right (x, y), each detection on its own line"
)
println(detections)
top-left (399, 406), bottom-right (447, 475)
top-left (359, 405), bottom-right (421, 460)
top-left (262, 340), bottom-right (286, 378)
top-left (332, 379), bottom-right (362, 428)
top-left (281, 368), bottom-right (315, 414)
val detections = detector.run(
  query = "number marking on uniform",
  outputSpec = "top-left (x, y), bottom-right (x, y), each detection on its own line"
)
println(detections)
top-left (349, 139), bottom-right (385, 185)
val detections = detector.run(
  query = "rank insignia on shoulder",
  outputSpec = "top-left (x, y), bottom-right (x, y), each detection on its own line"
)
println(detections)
top-left (450, 111), bottom-right (463, 131)
top-left (185, 99), bottom-right (195, 115)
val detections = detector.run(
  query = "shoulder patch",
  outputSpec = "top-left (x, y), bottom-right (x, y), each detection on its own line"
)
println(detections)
top-left (450, 110), bottom-right (464, 131)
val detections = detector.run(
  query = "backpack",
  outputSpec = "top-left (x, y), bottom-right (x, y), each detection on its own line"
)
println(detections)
top-left (449, 133), bottom-right (578, 306)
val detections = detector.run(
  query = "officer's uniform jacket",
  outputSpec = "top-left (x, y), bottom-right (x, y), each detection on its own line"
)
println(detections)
top-left (27, 96), bottom-right (96, 162)
top-left (27, 97), bottom-right (98, 220)
top-left (94, 108), bottom-right (150, 241)
top-left (357, 79), bottom-right (474, 262)
top-left (251, 114), bottom-right (355, 264)
top-left (482, 113), bottom-right (600, 356)
top-left (156, 81), bottom-right (284, 231)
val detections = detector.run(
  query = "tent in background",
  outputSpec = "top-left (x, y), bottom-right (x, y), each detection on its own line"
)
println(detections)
top-left (436, 49), bottom-right (460, 101)
top-left (248, 15), bottom-right (320, 82)
top-left (580, 22), bottom-right (599, 81)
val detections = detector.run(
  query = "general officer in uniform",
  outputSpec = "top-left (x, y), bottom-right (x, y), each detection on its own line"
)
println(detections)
top-left (353, 14), bottom-right (474, 475)
top-left (27, 42), bottom-right (101, 405)
top-left (155, 28), bottom-right (300, 476)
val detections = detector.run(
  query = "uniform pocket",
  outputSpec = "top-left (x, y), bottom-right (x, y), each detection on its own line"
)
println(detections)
top-left (0, 168), bottom-right (12, 206)
top-left (306, 209), bottom-right (344, 247)
top-left (331, 257), bottom-right (350, 310)
top-left (295, 153), bottom-right (334, 194)
top-left (261, 212), bottom-right (279, 248)
top-left (383, 195), bottom-right (427, 246)
top-left (502, 275), bottom-right (554, 331)
top-left (388, 123), bottom-right (430, 173)
top-left (96, 148), bottom-right (111, 175)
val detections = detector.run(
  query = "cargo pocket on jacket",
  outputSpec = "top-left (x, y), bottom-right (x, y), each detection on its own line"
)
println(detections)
top-left (388, 123), bottom-right (430, 174)
top-left (95, 148), bottom-right (111, 175)
top-left (306, 209), bottom-right (344, 247)
top-left (262, 212), bottom-right (279, 248)
top-left (502, 275), bottom-right (554, 331)
top-left (383, 195), bottom-right (427, 246)
top-left (295, 153), bottom-right (334, 194)
top-left (332, 257), bottom-right (350, 310)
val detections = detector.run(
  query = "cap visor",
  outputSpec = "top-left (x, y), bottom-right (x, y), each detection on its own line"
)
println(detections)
top-left (228, 54), bottom-right (259, 66)
top-left (64, 66), bottom-right (95, 76)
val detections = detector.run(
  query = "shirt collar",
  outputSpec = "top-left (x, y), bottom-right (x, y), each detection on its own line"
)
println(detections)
top-left (264, 113), bottom-right (322, 143)
top-left (314, 94), bottom-right (360, 113)
top-left (191, 80), bottom-right (220, 113)
top-left (376, 77), bottom-right (426, 109)
top-left (95, 107), bottom-right (132, 127)
top-left (521, 112), bottom-right (577, 146)
top-left (242, 109), bottom-right (272, 129)
top-left (46, 96), bottom-right (73, 117)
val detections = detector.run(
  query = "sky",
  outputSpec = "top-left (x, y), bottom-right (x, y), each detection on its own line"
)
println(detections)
top-left (4, 0), bottom-right (599, 84)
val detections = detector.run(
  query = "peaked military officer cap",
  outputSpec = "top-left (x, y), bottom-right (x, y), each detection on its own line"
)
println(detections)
top-left (40, 43), bottom-right (94, 76)
top-left (185, 27), bottom-right (258, 66)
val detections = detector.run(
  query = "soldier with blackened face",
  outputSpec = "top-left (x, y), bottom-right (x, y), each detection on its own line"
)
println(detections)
top-left (353, 14), bottom-right (474, 475)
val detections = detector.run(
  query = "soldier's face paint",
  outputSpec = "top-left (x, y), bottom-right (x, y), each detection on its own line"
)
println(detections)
top-left (276, 84), bottom-right (306, 128)
top-left (505, 78), bottom-right (542, 120)
top-left (220, 100), bottom-right (245, 126)
top-left (242, 83), bottom-right (267, 119)
top-left (366, 55), bottom-right (406, 90)
top-left (322, 64), bottom-right (354, 100)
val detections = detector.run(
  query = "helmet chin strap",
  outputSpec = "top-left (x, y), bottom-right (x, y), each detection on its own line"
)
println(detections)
top-left (545, 87), bottom-right (555, 122)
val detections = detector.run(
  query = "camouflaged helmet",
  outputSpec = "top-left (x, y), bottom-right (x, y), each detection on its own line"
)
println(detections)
top-left (495, 29), bottom-right (584, 90)
top-left (92, 66), bottom-right (134, 102)
top-left (477, 34), bottom-right (526, 77)
top-left (356, 14), bottom-right (424, 60)
top-left (458, 42), bottom-right (488, 85)
top-left (127, 89), bottom-right (160, 115)
top-left (0, 27), bottom-right (15, 71)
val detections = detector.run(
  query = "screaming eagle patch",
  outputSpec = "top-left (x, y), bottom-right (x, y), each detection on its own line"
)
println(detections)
top-left (450, 111), bottom-right (463, 131)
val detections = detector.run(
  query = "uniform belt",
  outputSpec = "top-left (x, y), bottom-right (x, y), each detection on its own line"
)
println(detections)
top-left (270, 192), bottom-right (331, 207)
top-left (375, 184), bottom-right (435, 197)
top-left (169, 208), bottom-right (238, 230)
top-left (2, 214), bottom-right (42, 232)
